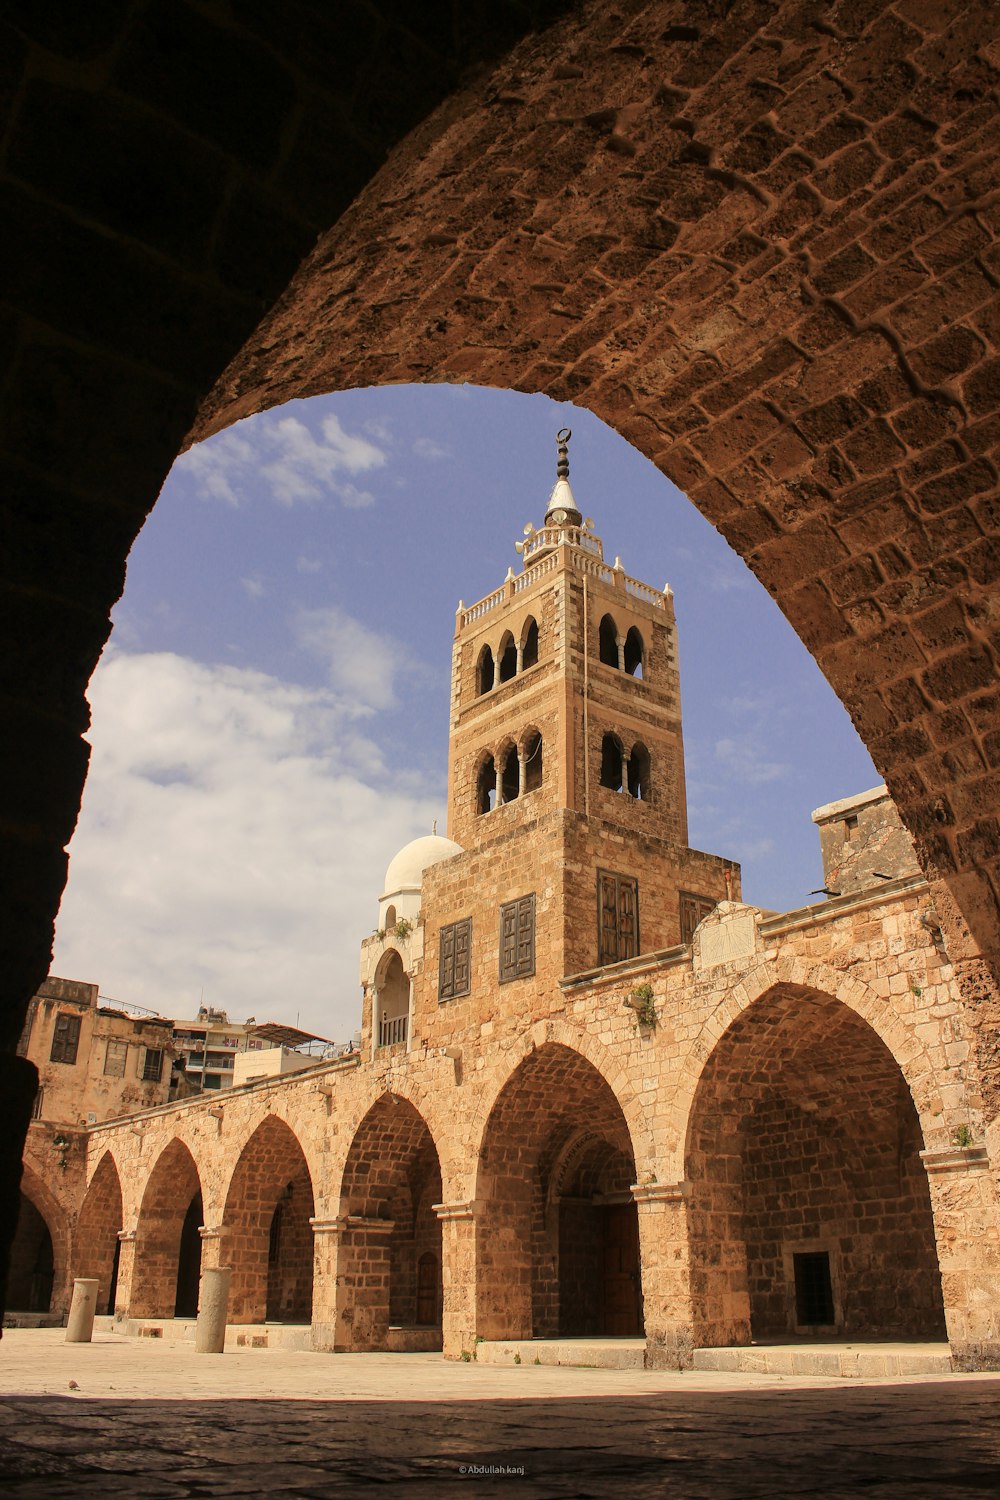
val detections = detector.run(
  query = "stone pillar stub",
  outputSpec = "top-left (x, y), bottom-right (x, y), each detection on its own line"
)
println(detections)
top-left (66, 1279), bottom-right (100, 1343)
top-left (195, 1266), bottom-right (231, 1354)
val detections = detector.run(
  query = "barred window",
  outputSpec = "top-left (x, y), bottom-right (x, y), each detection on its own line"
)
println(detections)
top-left (439, 917), bottom-right (472, 1001)
top-left (104, 1039), bottom-right (128, 1078)
top-left (50, 1012), bottom-right (82, 1065)
top-left (680, 892), bottom-right (717, 946)
top-left (499, 894), bottom-right (535, 983)
top-left (141, 1047), bottom-right (164, 1083)
top-left (598, 871), bottom-right (639, 965)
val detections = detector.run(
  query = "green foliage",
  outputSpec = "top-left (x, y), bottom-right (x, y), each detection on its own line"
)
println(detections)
top-left (954, 1123), bottom-right (974, 1149)
top-left (394, 917), bottom-right (413, 940)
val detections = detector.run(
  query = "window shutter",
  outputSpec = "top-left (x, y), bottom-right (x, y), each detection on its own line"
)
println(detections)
top-left (454, 918), bottom-right (471, 995)
top-left (50, 1012), bottom-right (81, 1065)
top-left (599, 873), bottom-right (619, 964)
top-left (516, 894), bottom-right (535, 976)
top-left (439, 922), bottom-right (456, 1000)
top-left (500, 902), bottom-right (518, 981)
top-left (618, 877), bottom-right (638, 960)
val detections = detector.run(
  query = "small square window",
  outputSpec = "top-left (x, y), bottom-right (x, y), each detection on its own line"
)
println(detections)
top-left (141, 1047), bottom-right (163, 1083)
top-left (104, 1039), bottom-right (128, 1078)
top-left (500, 894), bottom-right (535, 983)
top-left (439, 917), bottom-right (472, 1001)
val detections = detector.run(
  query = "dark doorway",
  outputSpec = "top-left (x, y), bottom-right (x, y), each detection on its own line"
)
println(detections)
top-left (107, 1235), bottom-right (121, 1315)
top-left (174, 1192), bottom-right (203, 1317)
top-left (602, 1204), bottom-right (642, 1336)
top-left (416, 1252), bottom-right (439, 1326)
top-left (794, 1251), bottom-right (835, 1327)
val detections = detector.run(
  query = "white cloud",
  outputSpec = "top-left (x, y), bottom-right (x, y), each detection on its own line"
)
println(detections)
top-left (714, 737), bottom-right (790, 785)
top-left (241, 575), bottom-right (266, 600)
top-left (296, 555), bottom-right (324, 575)
top-left (52, 649), bottom-right (441, 1040)
top-left (293, 606), bottom-right (406, 712)
top-left (413, 436), bottom-right (450, 460)
top-left (174, 410), bottom-right (387, 510)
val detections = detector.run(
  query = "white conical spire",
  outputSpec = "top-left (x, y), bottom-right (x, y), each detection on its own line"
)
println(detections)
top-left (544, 429), bottom-right (582, 527)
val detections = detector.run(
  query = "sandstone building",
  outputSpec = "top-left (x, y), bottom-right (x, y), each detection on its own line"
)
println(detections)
top-left (10, 440), bottom-right (1000, 1369)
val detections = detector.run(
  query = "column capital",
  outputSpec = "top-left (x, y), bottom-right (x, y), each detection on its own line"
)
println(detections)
top-left (433, 1200), bottom-right (479, 1222)
top-left (198, 1223), bottom-right (229, 1241)
top-left (117, 1228), bottom-right (137, 1243)
top-left (630, 1180), bottom-right (689, 1205)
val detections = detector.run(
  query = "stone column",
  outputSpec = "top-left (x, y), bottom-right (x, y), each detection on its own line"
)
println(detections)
top-left (632, 1182), bottom-right (696, 1369)
top-left (311, 1215), bottom-right (395, 1351)
top-left (921, 1145), bottom-right (1000, 1369)
top-left (310, 1216), bottom-right (346, 1352)
top-left (517, 750), bottom-right (527, 797)
top-left (66, 1278), bottom-right (99, 1343)
top-left (194, 1266), bottom-right (231, 1354)
top-left (515, 643), bottom-right (523, 675)
top-left (616, 635), bottom-right (625, 672)
top-left (198, 1223), bottom-right (228, 1272)
top-left (434, 1200), bottom-right (479, 1360)
top-left (621, 746), bottom-right (631, 795)
top-left (112, 1228), bottom-right (137, 1321)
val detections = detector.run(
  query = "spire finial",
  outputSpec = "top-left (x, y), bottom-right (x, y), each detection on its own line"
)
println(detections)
top-left (556, 427), bottom-right (571, 482)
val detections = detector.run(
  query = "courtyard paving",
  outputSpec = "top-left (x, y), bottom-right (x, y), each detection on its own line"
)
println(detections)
top-left (2, 1329), bottom-right (1000, 1497)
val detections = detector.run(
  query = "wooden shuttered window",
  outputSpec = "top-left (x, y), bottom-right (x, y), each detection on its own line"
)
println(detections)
top-left (680, 891), bottom-right (717, 946)
top-left (49, 1011), bottom-right (82, 1065)
top-left (499, 893), bottom-right (535, 983)
top-left (439, 917), bottom-right (472, 1001)
top-left (597, 870), bottom-right (639, 965)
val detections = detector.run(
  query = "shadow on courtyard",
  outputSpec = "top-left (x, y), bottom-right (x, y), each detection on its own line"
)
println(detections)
top-left (2, 1382), bottom-right (1000, 1498)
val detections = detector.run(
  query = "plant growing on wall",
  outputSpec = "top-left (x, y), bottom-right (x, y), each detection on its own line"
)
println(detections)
top-left (394, 917), bottom-right (413, 940)
top-left (627, 982), bottom-right (657, 1028)
top-left (954, 1123), bottom-right (974, 1149)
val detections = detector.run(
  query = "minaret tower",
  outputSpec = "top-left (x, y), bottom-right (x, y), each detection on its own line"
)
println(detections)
top-left (448, 429), bottom-right (688, 849)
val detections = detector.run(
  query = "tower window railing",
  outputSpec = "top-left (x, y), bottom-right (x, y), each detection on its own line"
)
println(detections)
top-left (378, 1014), bottom-right (408, 1047)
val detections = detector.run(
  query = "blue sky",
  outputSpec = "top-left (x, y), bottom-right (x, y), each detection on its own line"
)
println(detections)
top-left (51, 385), bottom-right (878, 1039)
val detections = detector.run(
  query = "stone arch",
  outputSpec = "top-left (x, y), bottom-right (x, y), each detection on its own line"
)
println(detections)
top-left (473, 1039), bottom-right (646, 1340)
top-left (683, 979), bottom-right (947, 1349)
top-left (623, 625), bottom-right (644, 679)
top-left (74, 1149), bottom-right (123, 1316)
top-left (497, 629), bottom-right (517, 683)
top-left (334, 1092), bottom-right (444, 1351)
top-left (476, 643), bottom-right (494, 696)
top-left (223, 1115), bottom-right (315, 1324)
top-left (131, 1137), bottom-right (204, 1319)
top-left (475, 750), bottom-right (497, 815)
top-left (499, 738), bottom-right (520, 804)
top-left (600, 731), bottom-right (624, 791)
top-left (520, 615), bottom-right (539, 670)
top-left (670, 954), bottom-right (955, 1181)
top-left (374, 947), bottom-right (409, 1048)
top-left (7, 1163), bottom-right (65, 1315)
top-left (520, 725), bottom-right (543, 794)
top-left (628, 740), bottom-right (650, 800)
top-left (6, 0), bottom-right (1000, 1281)
top-left (598, 613), bottom-right (620, 669)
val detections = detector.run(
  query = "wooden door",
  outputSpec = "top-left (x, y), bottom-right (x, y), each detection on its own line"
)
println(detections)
top-left (602, 1204), bottom-right (642, 1336)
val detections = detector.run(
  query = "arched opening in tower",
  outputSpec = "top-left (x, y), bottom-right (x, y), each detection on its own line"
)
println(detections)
top-left (600, 733), bottom-right (624, 792)
top-left (476, 1043), bottom-right (643, 1343)
top-left (628, 742), bottom-right (650, 801)
top-left (500, 743), bottom-right (520, 804)
top-left (336, 1094), bottom-right (443, 1351)
top-left (598, 614), bottom-right (619, 669)
top-left (498, 631), bottom-right (517, 683)
top-left (375, 948), bottom-right (409, 1048)
top-left (623, 626), bottom-right (644, 678)
top-left (477, 754), bottom-right (497, 815)
top-left (522, 730), bottom-right (543, 794)
top-left (521, 617), bottom-right (539, 670)
top-left (685, 985), bottom-right (946, 1349)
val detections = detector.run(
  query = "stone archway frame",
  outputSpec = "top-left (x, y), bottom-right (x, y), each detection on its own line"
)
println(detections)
top-left (73, 1148), bottom-right (125, 1309)
top-left (669, 953), bottom-right (961, 1186)
top-left (220, 1112), bottom-right (317, 1325)
top-left (13, 1162), bottom-right (68, 1316)
top-left (130, 1136), bottom-right (205, 1320)
top-left (468, 1018), bottom-right (654, 1198)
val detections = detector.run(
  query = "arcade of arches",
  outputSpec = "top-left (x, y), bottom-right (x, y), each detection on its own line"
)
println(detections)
top-left (5, 0), bottom-right (1000, 1362)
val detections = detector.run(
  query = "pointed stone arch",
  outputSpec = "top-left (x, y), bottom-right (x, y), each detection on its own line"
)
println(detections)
top-left (682, 976), bottom-right (949, 1349)
top-left (331, 1092), bottom-right (444, 1351)
top-left (223, 1114), bottom-right (315, 1324)
top-left (473, 1038), bottom-right (646, 1341)
top-left (8, 1163), bottom-right (65, 1315)
top-left (74, 1149), bottom-right (123, 1316)
top-left (520, 615), bottom-right (539, 670)
top-left (132, 1137), bottom-right (204, 1319)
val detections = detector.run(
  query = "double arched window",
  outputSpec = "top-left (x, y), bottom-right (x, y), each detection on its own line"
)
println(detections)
top-left (597, 613), bottom-right (645, 678)
top-left (599, 733), bottom-right (651, 801)
top-left (475, 616), bottom-right (540, 696)
top-left (475, 729), bottom-right (544, 814)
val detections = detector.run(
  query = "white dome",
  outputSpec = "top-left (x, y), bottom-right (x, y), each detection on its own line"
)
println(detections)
top-left (381, 834), bottom-right (463, 899)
